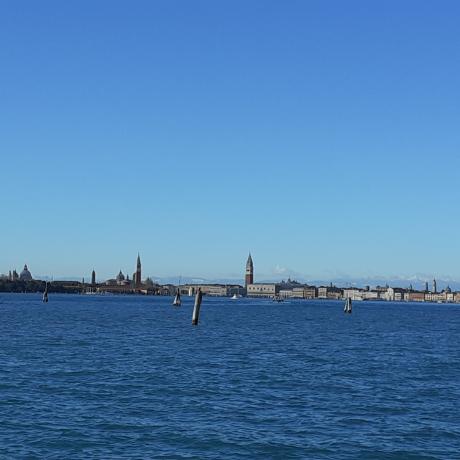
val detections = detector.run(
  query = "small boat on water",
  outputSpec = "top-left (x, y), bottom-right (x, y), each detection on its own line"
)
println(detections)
top-left (173, 277), bottom-right (182, 306)
top-left (173, 289), bottom-right (181, 306)
top-left (231, 293), bottom-right (239, 300)
top-left (344, 297), bottom-right (352, 314)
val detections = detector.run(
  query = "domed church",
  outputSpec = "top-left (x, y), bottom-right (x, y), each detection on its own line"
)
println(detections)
top-left (19, 264), bottom-right (33, 281)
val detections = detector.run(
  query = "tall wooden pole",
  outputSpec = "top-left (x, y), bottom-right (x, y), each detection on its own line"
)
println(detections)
top-left (192, 288), bottom-right (203, 325)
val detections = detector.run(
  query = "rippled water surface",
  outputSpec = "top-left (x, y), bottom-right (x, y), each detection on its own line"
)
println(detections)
top-left (0, 294), bottom-right (459, 459)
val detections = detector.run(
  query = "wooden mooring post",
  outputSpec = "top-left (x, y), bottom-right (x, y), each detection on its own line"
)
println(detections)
top-left (192, 288), bottom-right (203, 325)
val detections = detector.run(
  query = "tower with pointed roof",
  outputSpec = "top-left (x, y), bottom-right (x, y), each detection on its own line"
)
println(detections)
top-left (91, 270), bottom-right (96, 286)
top-left (135, 253), bottom-right (142, 287)
top-left (245, 253), bottom-right (254, 289)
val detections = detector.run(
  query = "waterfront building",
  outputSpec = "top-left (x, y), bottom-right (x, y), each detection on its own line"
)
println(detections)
top-left (446, 289), bottom-right (455, 303)
top-left (245, 253), bottom-right (254, 289)
top-left (229, 285), bottom-right (246, 297)
top-left (200, 285), bottom-right (230, 296)
top-left (19, 264), bottom-right (33, 281)
top-left (361, 290), bottom-right (380, 300)
top-left (182, 284), bottom-right (242, 297)
top-left (426, 292), bottom-right (446, 303)
top-left (404, 291), bottom-right (425, 302)
top-left (279, 286), bottom-right (317, 299)
top-left (317, 285), bottom-right (342, 299)
top-left (385, 287), bottom-right (406, 301)
top-left (247, 283), bottom-right (280, 297)
top-left (373, 286), bottom-right (388, 299)
top-left (343, 288), bottom-right (364, 300)
top-left (303, 286), bottom-right (317, 299)
top-left (291, 288), bottom-right (302, 298)
top-left (279, 289), bottom-right (295, 299)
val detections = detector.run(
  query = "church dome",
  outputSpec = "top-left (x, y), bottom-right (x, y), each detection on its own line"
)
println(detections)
top-left (19, 264), bottom-right (33, 281)
top-left (116, 270), bottom-right (125, 282)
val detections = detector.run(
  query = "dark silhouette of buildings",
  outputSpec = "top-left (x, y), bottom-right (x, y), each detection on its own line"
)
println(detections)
top-left (134, 253), bottom-right (142, 287)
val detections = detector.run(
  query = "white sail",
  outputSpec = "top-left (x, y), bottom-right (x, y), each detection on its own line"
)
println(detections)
top-left (173, 289), bottom-right (181, 306)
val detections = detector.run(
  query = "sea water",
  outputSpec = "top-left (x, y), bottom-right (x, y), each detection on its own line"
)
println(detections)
top-left (0, 294), bottom-right (459, 459)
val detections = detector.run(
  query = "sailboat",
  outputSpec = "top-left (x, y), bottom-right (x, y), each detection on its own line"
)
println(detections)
top-left (173, 289), bottom-right (181, 306)
top-left (173, 277), bottom-right (181, 306)
top-left (344, 297), bottom-right (352, 314)
top-left (42, 282), bottom-right (49, 303)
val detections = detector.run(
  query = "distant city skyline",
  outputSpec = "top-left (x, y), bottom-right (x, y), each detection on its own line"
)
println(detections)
top-left (1, 1), bottom-right (460, 279)
top-left (2, 254), bottom-right (460, 292)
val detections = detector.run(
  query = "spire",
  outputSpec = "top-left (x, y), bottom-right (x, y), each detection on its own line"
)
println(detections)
top-left (135, 253), bottom-right (142, 287)
top-left (246, 253), bottom-right (253, 270)
top-left (245, 252), bottom-right (254, 289)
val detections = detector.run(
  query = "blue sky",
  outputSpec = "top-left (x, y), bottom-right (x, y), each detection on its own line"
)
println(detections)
top-left (1, 1), bottom-right (459, 282)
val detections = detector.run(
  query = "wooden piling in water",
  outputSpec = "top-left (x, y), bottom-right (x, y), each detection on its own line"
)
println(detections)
top-left (192, 288), bottom-right (203, 325)
top-left (42, 282), bottom-right (49, 303)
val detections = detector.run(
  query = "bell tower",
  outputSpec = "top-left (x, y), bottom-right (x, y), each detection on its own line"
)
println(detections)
top-left (245, 253), bottom-right (254, 288)
top-left (135, 253), bottom-right (142, 287)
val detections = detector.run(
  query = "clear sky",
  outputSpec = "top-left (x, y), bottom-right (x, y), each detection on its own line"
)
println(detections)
top-left (1, 1), bottom-right (459, 282)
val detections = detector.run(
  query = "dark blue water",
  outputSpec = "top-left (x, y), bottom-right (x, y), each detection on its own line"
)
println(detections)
top-left (0, 294), bottom-right (459, 459)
